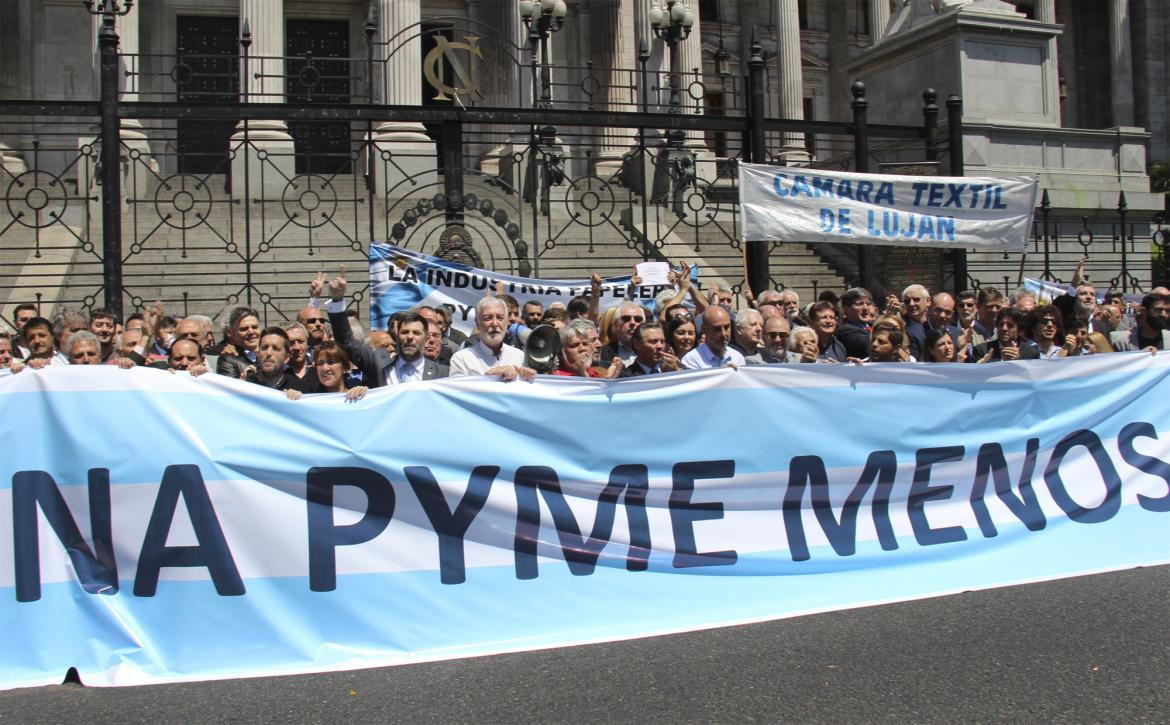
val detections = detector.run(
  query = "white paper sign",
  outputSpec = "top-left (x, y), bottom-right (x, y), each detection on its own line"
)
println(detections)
top-left (635, 261), bottom-right (671, 286)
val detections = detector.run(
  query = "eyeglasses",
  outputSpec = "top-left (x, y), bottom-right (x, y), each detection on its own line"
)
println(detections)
top-left (766, 331), bottom-right (789, 339)
top-left (1040, 318), bottom-right (1057, 326)
top-left (620, 315), bottom-right (644, 323)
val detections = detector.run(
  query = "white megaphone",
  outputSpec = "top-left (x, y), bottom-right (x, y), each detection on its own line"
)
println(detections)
top-left (523, 324), bottom-right (561, 373)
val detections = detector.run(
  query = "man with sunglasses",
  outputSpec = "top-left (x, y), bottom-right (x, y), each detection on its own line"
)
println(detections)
top-left (600, 301), bottom-right (645, 366)
top-left (297, 307), bottom-right (330, 360)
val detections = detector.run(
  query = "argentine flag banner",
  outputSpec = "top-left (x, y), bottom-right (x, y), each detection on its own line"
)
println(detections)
top-left (739, 163), bottom-right (1038, 252)
top-left (1, 355), bottom-right (1169, 689)
top-left (370, 244), bottom-right (674, 334)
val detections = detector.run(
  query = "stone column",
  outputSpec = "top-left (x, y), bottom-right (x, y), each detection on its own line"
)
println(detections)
top-left (0, 5), bottom-right (27, 175)
top-left (478, 5), bottom-right (526, 189)
top-left (676, 4), bottom-right (709, 153)
top-left (775, 0), bottom-right (808, 162)
top-left (231, 0), bottom-right (295, 195)
top-left (1033, 0), bottom-right (1060, 126)
top-left (1109, 0), bottom-right (1134, 127)
top-left (369, 0), bottom-right (436, 197)
top-left (115, 7), bottom-right (157, 182)
top-left (594, 0), bottom-right (637, 177)
top-left (869, 0), bottom-right (891, 44)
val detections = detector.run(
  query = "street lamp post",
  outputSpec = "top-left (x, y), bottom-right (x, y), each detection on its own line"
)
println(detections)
top-left (520, 0), bottom-right (568, 210)
top-left (649, 0), bottom-right (695, 211)
top-left (84, 0), bottom-right (134, 321)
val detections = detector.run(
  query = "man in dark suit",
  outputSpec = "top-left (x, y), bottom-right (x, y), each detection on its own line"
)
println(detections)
top-left (619, 322), bottom-right (674, 377)
top-left (835, 287), bottom-right (873, 359)
top-left (971, 308), bottom-right (1040, 362)
top-left (901, 284), bottom-right (930, 360)
top-left (324, 273), bottom-right (448, 386)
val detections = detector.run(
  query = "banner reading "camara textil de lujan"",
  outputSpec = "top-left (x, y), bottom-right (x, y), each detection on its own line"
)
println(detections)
top-left (369, 243), bottom-right (679, 335)
top-left (739, 163), bottom-right (1038, 251)
top-left (2, 356), bottom-right (1169, 689)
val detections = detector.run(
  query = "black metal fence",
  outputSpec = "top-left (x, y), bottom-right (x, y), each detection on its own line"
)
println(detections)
top-left (0, 11), bottom-right (1164, 332)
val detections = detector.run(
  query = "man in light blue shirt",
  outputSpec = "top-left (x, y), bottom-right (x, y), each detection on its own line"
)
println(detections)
top-left (682, 306), bottom-right (745, 369)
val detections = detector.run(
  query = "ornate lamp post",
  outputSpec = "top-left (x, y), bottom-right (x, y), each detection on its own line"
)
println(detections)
top-left (84, 0), bottom-right (134, 321)
top-left (649, 0), bottom-right (695, 209)
top-left (520, 0), bottom-right (568, 205)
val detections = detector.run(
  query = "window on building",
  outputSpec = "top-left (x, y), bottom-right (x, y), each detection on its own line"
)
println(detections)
top-left (803, 97), bottom-right (816, 158)
top-left (798, 0), bottom-right (809, 30)
top-left (698, 0), bottom-right (719, 24)
top-left (705, 92), bottom-right (727, 158)
top-left (857, 0), bottom-right (870, 36)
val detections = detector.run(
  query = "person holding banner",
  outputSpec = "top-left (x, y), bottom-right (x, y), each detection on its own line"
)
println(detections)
top-left (306, 341), bottom-right (368, 401)
top-left (245, 327), bottom-right (307, 398)
top-left (449, 297), bottom-right (534, 381)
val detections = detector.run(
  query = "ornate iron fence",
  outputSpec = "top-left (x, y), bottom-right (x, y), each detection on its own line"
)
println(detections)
top-left (1, 10), bottom-right (1164, 334)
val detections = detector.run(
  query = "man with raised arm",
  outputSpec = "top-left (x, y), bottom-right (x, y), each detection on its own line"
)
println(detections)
top-left (321, 269), bottom-right (448, 386)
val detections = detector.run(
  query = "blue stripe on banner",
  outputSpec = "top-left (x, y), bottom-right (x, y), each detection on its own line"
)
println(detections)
top-left (2, 504), bottom-right (1165, 688)
top-left (0, 365), bottom-right (1168, 486)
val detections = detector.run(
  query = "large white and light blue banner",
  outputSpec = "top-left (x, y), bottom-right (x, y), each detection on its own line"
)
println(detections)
top-left (370, 244), bottom-right (677, 335)
top-left (2, 355), bottom-right (1170, 690)
top-left (739, 163), bottom-right (1038, 251)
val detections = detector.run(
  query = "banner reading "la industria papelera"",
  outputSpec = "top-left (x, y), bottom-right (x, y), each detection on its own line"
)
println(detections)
top-left (738, 163), bottom-right (1038, 252)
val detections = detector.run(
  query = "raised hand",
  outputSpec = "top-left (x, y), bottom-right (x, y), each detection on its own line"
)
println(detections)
top-left (309, 271), bottom-right (327, 299)
top-left (328, 265), bottom-right (347, 301)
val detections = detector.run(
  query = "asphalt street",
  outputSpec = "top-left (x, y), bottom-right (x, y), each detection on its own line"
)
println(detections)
top-left (2, 565), bottom-right (1167, 723)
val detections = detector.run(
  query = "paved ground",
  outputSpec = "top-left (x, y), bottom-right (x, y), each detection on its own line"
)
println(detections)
top-left (2, 565), bottom-right (1167, 723)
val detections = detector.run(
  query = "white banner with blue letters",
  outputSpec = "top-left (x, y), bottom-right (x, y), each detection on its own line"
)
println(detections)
top-left (738, 163), bottom-right (1038, 251)
top-left (1, 355), bottom-right (1168, 689)
top-left (370, 244), bottom-right (677, 335)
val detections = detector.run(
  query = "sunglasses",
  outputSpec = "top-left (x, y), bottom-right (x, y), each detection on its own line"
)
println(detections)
top-left (620, 315), bottom-right (645, 323)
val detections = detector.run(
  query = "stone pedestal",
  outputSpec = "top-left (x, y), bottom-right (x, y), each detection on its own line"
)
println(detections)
top-left (843, 1), bottom-right (1061, 128)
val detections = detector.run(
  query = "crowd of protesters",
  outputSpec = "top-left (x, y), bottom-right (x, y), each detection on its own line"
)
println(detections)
top-left (2, 256), bottom-right (1168, 395)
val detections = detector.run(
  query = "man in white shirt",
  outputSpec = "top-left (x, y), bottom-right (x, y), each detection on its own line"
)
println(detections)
top-left (450, 297), bottom-right (535, 381)
top-left (682, 306), bottom-right (745, 369)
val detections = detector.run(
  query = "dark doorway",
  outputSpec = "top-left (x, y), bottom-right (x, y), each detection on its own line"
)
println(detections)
top-left (176, 16), bottom-right (239, 174)
top-left (286, 18), bottom-right (352, 174)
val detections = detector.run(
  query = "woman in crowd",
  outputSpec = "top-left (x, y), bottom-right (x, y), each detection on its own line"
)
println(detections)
top-left (306, 341), bottom-right (367, 401)
top-left (666, 313), bottom-right (697, 359)
top-left (923, 327), bottom-right (965, 363)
